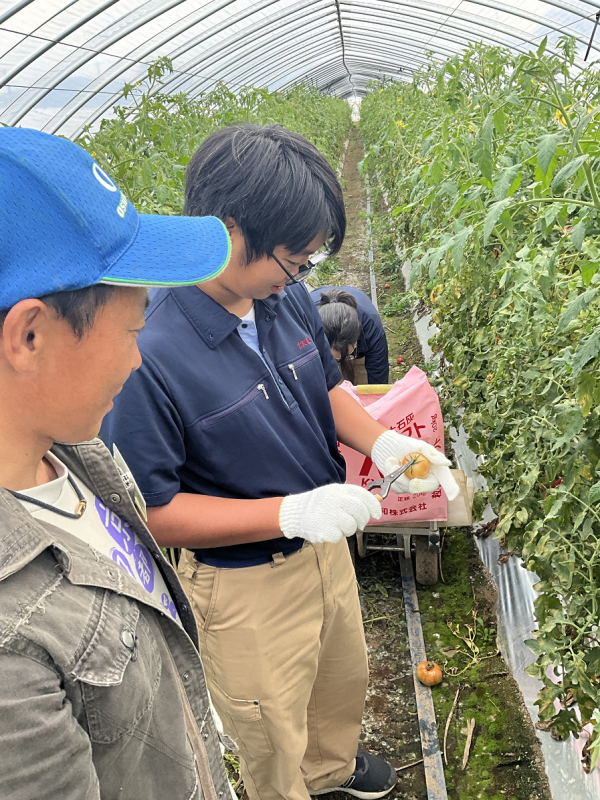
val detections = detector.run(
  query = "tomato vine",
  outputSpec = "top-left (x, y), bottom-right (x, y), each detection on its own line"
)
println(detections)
top-left (78, 57), bottom-right (351, 215)
top-left (361, 39), bottom-right (600, 765)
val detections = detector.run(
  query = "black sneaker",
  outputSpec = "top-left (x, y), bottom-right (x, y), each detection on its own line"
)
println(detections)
top-left (309, 751), bottom-right (397, 799)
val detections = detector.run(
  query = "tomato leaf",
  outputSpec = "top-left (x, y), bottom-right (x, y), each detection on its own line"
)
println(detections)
top-left (579, 260), bottom-right (599, 285)
top-left (572, 330), bottom-right (600, 376)
top-left (554, 558), bottom-right (573, 588)
top-left (450, 227), bottom-right (473, 270)
top-left (539, 202), bottom-right (562, 231)
top-left (547, 495), bottom-right (567, 518)
top-left (557, 288), bottom-right (597, 332)
top-left (430, 159), bottom-right (445, 183)
top-left (570, 108), bottom-right (600, 159)
top-left (584, 647), bottom-right (600, 672)
top-left (553, 406), bottom-right (584, 447)
top-left (483, 199), bottom-right (511, 244)
top-left (473, 142), bottom-right (493, 183)
top-left (576, 372), bottom-right (596, 416)
top-left (551, 154), bottom-right (589, 190)
top-left (591, 739), bottom-right (600, 774)
top-left (571, 220), bottom-right (586, 252)
top-left (537, 36), bottom-right (548, 57)
top-left (537, 133), bottom-right (563, 175)
top-left (481, 111), bottom-right (494, 149)
top-left (494, 164), bottom-right (521, 200)
top-left (589, 482), bottom-right (600, 504)
top-left (493, 107), bottom-right (507, 135)
top-left (525, 637), bottom-right (543, 656)
top-left (427, 245), bottom-right (449, 279)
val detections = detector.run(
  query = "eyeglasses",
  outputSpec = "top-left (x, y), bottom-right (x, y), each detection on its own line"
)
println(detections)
top-left (270, 251), bottom-right (328, 287)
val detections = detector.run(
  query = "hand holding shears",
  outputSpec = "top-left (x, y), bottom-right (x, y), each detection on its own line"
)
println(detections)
top-left (365, 457), bottom-right (417, 501)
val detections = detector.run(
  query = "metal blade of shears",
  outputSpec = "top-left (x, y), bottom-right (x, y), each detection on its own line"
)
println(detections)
top-left (367, 456), bottom-right (418, 501)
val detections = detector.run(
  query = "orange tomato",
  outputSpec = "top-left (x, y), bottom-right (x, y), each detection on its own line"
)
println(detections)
top-left (416, 661), bottom-right (443, 686)
top-left (401, 452), bottom-right (430, 480)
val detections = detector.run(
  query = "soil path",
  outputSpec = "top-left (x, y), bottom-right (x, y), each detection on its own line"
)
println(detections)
top-left (336, 137), bottom-right (370, 293)
top-left (316, 127), bottom-right (553, 800)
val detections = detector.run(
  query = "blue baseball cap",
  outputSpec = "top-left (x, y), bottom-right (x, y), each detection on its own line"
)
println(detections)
top-left (0, 127), bottom-right (231, 310)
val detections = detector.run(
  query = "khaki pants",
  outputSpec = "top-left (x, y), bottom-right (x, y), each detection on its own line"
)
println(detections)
top-left (178, 542), bottom-right (368, 800)
top-left (353, 357), bottom-right (368, 386)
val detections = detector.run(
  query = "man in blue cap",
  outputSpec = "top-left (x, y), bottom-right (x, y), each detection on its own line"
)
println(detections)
top-left (0, 127), bottom-right (233, 800)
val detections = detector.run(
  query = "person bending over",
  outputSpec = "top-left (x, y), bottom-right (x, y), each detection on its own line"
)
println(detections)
top-left (101, 124), bottom-right (458, 800)
top-left (314, 287), bottom-right (362, 383)
top-left (311, 286), bottom-right (389, 384)
top-left (0, 128), bottom-right (233, 800)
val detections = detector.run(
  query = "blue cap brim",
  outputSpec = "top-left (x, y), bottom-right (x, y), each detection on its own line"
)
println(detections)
top-left (100, 214), bottom-right (230, 287)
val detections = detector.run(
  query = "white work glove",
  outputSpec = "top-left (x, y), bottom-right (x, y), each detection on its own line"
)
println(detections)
top-left (279, 484), bottom-right (382, 544)
top-left (371, 430), bottom-right (460, 501)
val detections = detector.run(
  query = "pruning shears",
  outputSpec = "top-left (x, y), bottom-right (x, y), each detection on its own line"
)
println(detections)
top-left (365, 457), bottom-right (417, 501)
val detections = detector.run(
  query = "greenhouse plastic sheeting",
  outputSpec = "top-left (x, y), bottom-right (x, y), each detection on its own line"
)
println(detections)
top-left (1, 0), bottom-right (599, 138)
top-left (401, 255), bottom-right (600, 799)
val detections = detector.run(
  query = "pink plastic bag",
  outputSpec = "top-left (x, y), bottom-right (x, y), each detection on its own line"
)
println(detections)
top-left (340, 366), bottom-right (448, 524)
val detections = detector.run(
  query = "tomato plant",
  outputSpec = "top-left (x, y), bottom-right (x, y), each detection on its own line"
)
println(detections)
top-left (362, 39), bottom-right (600, 759)
top-left (78, 57), bottom-right (351, 215)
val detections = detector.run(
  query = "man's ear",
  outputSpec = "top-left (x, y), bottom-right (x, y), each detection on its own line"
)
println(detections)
top-left (224, 217), bottom-right (240, 236)
top-left (0, 300), bottom-right (52, 372)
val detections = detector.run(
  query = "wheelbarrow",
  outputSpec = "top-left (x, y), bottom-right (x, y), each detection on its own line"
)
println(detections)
top-left (349, 383), bottom-right (474, 585)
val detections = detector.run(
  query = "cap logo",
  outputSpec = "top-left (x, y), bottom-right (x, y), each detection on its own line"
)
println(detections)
top-left (93, 163), bottom-right (118, 192)
top-left (116, 192), bottom-right (128, 218)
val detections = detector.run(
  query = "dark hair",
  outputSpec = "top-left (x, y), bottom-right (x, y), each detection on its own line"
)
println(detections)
top-left (0, 284), bottom-right (117, 339)
top-left (183, 124), bottom-right (346, 264)
top-left (318, 288), bottom-right (361, 383)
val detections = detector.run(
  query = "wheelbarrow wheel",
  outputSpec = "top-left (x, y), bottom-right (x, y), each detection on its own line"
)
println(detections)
top-left (414, 536), bottom-right (438, 585)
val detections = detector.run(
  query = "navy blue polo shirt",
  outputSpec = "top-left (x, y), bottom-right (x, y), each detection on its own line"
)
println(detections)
top-left (310, 285), bottom-right (389, 383)
top-left (100, 283), bottom-right (344, 568)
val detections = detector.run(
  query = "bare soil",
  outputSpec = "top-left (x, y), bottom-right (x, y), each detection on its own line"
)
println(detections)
top-left (309, 135), bottom-right (370, 293)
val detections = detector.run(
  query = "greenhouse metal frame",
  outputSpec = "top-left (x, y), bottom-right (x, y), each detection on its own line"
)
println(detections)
top-left (1, 0), bottom-right (599, 138)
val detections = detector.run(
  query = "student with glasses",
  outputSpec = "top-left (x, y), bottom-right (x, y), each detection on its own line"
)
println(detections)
top-left (102, 124), bottom-right (458, 800)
